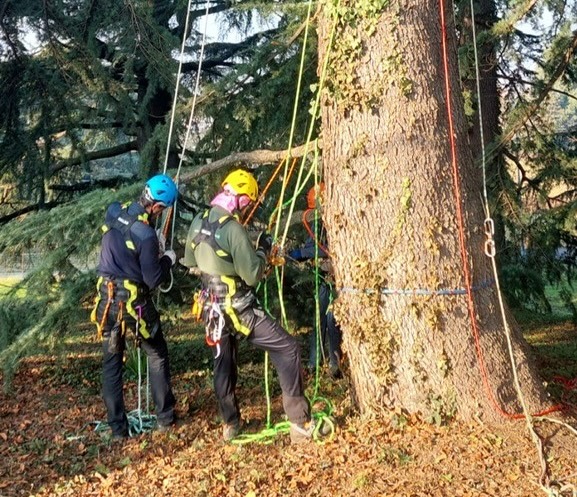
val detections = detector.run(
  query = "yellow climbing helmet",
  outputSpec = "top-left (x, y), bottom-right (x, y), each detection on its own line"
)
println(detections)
top-left (222, 169), bottom-right (259, 201)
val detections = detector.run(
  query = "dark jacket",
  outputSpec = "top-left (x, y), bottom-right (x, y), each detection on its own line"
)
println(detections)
top-left (97, 201), bottom-right (171, 291)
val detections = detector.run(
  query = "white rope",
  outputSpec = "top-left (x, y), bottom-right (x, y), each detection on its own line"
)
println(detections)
top-left (174, 0), bottom-right (211, 180)
top-left (162, 0), bottom-right (195, 174)
top-left (158, 0), bottom-right (211, 294)
top-left (469, 1), bottom-right (556, 493)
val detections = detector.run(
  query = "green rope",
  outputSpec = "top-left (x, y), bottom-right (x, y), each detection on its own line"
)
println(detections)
top-left (229, 400), bottom-right (336, 445)
top-left (230, 420), bottom-right (291, 445)
top-left (263, 283), bottom-right (272, 428)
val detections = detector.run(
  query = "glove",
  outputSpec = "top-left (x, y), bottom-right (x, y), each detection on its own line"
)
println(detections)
top-left (256, 231), bottom-right (273, 257)
top-left (163, 249), bottom-right (177, 266)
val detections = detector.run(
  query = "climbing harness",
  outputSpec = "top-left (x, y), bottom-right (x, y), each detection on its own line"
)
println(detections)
top-left (205, 300), bottom-right (225, 358)
top-left (91, 278), bottom-right (115, 340)
top-left (190, 210), bottom-right (236, 263)
top-left (101, 203), bottom-right (149, 252)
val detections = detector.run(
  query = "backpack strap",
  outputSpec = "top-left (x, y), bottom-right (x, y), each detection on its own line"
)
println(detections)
top-left (191, 209), bottom-right (234, 263)
top-left (102, 203), bottom-right (149, 251)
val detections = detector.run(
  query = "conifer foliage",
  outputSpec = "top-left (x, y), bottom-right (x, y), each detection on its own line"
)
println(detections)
top-left (0, 184), bottom-right (142, 389)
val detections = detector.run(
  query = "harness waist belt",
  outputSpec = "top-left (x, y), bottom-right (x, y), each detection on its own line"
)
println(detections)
top-left (98, 278), bottom-right (148, 299)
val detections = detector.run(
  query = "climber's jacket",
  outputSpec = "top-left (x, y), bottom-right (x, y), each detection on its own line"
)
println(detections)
top-left (182, 205), bottom-right (266, 287)
top-left (183, 205), bottom-right (268, 337)
top-left (97, 201), bottom-right (171, 292)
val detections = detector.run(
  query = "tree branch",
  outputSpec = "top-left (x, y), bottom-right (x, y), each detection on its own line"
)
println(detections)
top-left (49, 140), bottom-right (138, 174)
top-left (496, 30), bottom-right (577, 151)
top-left (0, 202), bottom-right (61, 226)
top-left (178, 141), bottom-right (321, 183)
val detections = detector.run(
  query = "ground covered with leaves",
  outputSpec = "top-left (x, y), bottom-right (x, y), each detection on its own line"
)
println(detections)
top-left (0, 318), bottom-right (576, 497)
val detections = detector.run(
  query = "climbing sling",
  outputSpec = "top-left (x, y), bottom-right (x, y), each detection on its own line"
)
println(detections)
top-left (101, 202), bottom-right (150, 252)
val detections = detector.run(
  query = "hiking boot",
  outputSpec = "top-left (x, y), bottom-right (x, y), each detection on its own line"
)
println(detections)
top-left (290, 420), bottom-right (316, 444)
top-left (156, 422), bottom-right (173, 433)
top-left (222, 421), bottom-right (241, 441)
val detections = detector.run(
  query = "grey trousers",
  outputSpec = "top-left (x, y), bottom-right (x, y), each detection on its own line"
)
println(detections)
top-left (211, 307), bottom-right (310, 426)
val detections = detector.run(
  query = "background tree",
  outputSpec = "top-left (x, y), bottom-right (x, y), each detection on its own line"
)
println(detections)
top-left (456, 0), bottom-right (577, 313)
top-left (317, 0), bottom-right (550, 421)
top-left (0, 0), bottom-right (316, 217)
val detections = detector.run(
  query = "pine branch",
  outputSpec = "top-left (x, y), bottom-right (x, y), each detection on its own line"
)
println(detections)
top-left (496, 31), bottom-right (577, 152)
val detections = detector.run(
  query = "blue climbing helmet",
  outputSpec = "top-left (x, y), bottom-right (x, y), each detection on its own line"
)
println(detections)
top-left (143, 174), bottom-right (178, 207)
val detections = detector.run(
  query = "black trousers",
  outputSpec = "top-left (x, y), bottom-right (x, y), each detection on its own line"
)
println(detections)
top-left (211, 306), bottom-right (311, 426)
top-left (95, 285), bottom-right (175, 436)
top-left (309, 282), bottom-right (342, 369)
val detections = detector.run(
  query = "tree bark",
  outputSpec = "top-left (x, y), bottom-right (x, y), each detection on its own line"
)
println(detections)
top-left (317, 0), bottom-right (550, 422)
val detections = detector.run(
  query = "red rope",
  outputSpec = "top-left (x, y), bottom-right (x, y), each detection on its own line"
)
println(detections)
top-left (302, 209), bottom-right (331, 257)
top-left (438, 0), bottom-right (561, 419)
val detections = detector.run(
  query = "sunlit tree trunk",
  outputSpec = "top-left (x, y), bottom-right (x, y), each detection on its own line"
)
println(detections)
top-left (317, 0), bottom-right (550, 422)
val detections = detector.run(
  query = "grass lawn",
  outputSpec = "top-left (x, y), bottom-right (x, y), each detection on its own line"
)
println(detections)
top-left (0, 275), bottom-right (24, 297)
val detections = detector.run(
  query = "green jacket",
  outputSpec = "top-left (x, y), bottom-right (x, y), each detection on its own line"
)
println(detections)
top-left (182, 206), bottom-right (266, 287)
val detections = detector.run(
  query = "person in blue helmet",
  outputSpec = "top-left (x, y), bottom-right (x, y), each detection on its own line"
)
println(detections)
top-left (91, 174), bottom-right (178, 438)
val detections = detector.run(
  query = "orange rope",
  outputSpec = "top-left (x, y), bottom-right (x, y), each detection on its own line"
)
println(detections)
top-left (267, 157), bottom-right (300, 232)
top-left (302, 209), bottom-right (331, 257)
top-left (438, 0), bottom-right (561, 418)
top-left (243, 159), bottom-right (288, 226)
top-left (162, 206), bottom-right (173, 239)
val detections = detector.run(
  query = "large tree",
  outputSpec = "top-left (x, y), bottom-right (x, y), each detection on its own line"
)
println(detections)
top-left (317, 0), bottom-right (551, 421)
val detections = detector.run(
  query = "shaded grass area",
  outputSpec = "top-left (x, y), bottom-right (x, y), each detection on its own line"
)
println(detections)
top-left (512, 281), bottom-right (577, 406)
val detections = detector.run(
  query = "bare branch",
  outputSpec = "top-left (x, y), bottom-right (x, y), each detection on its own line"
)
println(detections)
top-left (0, 202), bottom-right (61, 226)
top-left (178, 141), bottom-right (321, 183)
top-left (49, 140), bottom-right (138, 174)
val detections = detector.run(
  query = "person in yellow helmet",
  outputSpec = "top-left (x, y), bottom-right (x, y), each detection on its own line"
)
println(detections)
top-left (182, 169), bottom-right (315, 443)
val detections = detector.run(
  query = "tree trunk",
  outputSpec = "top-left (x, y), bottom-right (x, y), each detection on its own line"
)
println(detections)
top-left (317, 0), bottom-right (550, 422)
